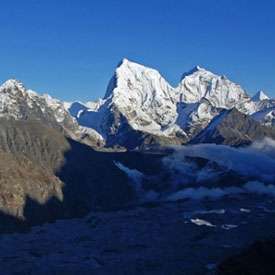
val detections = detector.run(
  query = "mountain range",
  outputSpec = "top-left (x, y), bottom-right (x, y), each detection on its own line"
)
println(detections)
top-left (0, 59), bottom-right (275, 275)
top-left (1, 59), bottom-right (274, 150)
top-left (0, 59), bottom-right (274, 225)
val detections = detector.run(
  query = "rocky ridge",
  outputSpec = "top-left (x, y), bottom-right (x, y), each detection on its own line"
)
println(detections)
top-left (66, 59), bottom-right (275, 148)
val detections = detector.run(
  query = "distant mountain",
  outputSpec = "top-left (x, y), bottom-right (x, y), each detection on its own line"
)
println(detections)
top-left (1, 59), bottom-right (275, 149)
top-left (0, 80), bottom-right (103, 147)
top-left (252, 90), bottom-right (270, 101)
top-left (251, 93), bottom-right (275, 127)
top-left (192, 108), bottom-right (275, 145)
top-left (67, 59), bottom-right (275, 148)
top-left (252, 107), bottom-right (275, 127)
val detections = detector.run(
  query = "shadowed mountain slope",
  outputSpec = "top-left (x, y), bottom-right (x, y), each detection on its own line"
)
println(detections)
top-left (0, 118), bottom-right (164, 232)
top-left (192, 108), bottom-right (275, 145)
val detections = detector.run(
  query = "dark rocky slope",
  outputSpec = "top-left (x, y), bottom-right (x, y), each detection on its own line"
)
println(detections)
top-left (0, 118), bottom-right (164, 232)
top-left (192, 108), bottom-right (275, 146)
top-left (0, 119), bottom-right (67, 228)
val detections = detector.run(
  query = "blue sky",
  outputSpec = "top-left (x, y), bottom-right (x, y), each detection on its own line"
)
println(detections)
top-left (0, 0), bottom-right (274, 101)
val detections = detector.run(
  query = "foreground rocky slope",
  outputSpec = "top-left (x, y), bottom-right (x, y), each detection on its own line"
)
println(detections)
top-left (0, 119), bottom-right (67, 231)
top-left (0, 118), bottom-right (166, 232)
top-left (2, 117), bottom-right (274, 233)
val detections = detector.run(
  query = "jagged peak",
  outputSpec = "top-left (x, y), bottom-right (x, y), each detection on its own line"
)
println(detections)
top-left (0, 79), bottom-right (62, 106)
top-left (193, 65), bottom-right (205, 71)
top-left (104, 58), bottom-right (164, 98)
top-left (180, 65), bottom-right (213, 80)
top-left (119, 58), bottom-right (131, 65)
top-left (116, 58), bottom-right (155, 73)
top-left (0, 79), bottom-right (25, 91)
top-left (116, 58), bottom-right (138, 69)
top-left (252, 90), bottom-right (270, 101)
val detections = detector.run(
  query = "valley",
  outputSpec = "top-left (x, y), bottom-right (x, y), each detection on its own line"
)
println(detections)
top-left (0, 60), bottom-right (274, 274)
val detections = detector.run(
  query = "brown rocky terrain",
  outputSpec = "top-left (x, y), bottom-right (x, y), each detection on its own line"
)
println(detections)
top-left (0, 118), bottom-right (165, 232)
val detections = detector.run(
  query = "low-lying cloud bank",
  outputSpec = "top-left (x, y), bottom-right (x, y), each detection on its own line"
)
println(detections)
top-left (114, 161), bottom-right (144, 193)
top-left (166, 181), bottom-right (275, 201)
top-left (115, 138), bottom-right (275, 202)
top-left (163, 138), bottom-right (275, 184)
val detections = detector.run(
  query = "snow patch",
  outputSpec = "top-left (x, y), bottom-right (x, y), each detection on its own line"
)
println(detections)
top-left (190, 218), bottom-right (216, 227)
top-left (221, 224), bottom-right (238, 230)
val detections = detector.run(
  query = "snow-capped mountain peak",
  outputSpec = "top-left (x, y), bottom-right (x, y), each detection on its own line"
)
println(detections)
top-left (69, 59), bottom-right (273, 148)
top-left (252, 90), bottom-right (270, 101)
top-left (180, 65), bottom-right (208, 80)
top-left (0, 79), bottom-right (27, 97)
top-left (194, 65), bottom-right (204, 71)
top-left (0, 79), bottom-right (70, 123)
top-left (3, 60), bottom-right (273, 150)
top-left (103, 58), bottom-right (179, 136)
top-left (105, 58), bottom-right (171, 98)
top-left (0, 79), bottom-right (41, 100)
top-left (176, 66), bottom-right (249, 107)
top-left (0, 79), bottom-right (105, 147)
top-left (0, 79), bottom-right (25, 90)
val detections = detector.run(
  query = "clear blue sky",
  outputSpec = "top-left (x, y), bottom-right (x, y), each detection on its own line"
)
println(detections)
top-left (0, 0), bottom-right (274, 101)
